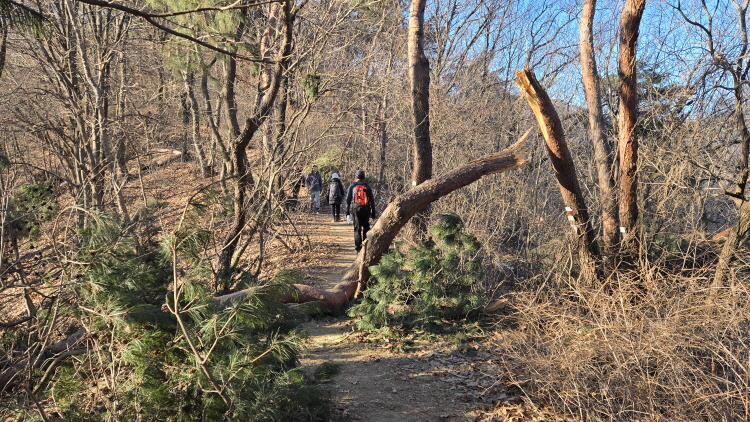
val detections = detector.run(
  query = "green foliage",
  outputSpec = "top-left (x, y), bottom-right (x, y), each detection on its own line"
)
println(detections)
top-left (150, 0), bottom-right (258, 78)
top-left (301, 73), bottom-right (320, 102)
top-left (648, 234), bottom-right (689, 260)
top-left (46, 214), bottom-right (331, 421)
top-left (313, 362), bottom-right (341, 383)
top-left (6, 182), bottom-right (58, 243)
top-left (0, 0), bottom-right (46, 36)
top-left (348, 213), bottom-right (486, 331)
top-left (0, 152), bottom-right (10, 170)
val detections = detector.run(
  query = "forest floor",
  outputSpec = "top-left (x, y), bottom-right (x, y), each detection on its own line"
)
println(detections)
top-left (294, 212), bottom-right (549, 422)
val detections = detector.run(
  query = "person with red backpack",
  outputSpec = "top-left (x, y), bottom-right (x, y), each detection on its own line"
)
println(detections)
top-left (344, 169), bottom-right (377, 252)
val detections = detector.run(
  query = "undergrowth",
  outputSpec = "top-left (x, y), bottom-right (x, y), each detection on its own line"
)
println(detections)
top-left (348, 213), bottom-right (486, 336)
top-left (499, 254), bottom-right (750, 422)
top-left (2, 212), bottom-right (333, 422)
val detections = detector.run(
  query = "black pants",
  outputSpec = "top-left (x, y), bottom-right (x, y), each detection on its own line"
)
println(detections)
top-left (353, 208), bottom-right (370, 252)
top-left (331, 203), bottom-right (341, 221)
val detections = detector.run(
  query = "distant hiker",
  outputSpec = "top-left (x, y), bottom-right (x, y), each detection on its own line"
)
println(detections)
top-left (305, 165), bottom-right (323, 214)
top-left (345, 169), bottom-right (377, 252)
top-left (328, 173), bottom-right (346, 222)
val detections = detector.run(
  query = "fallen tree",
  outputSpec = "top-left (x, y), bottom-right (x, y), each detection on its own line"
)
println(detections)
top-left (1, 133), bottom-right (530, 393)
top-left (216, 129), bottom-right (531, 309)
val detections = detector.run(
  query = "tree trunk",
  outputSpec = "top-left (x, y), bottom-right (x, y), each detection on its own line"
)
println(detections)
top-left (580, 0), bottom-right (619, 263)
top-left (183, 70), bottom-right (209, 178)
top-left (217, 131), bottom-right (531, 308)
top-left (713, 200), bottom-right (750, 289)
top-left (516, 68), bottom-right (600, 283)
top-left (223, 54), bottom-right (241, 141)
top-left (201, 67), bottom-right (229, 171)
top-left (617, 0), bottom-right (646, 258)
top-left (378, 89), bottom-right (389, 187)
top-left (378, 51), bottom-right (394, 188)
top-left (408, 0), bottom-right (433, 238)
top-left (713, 79), bottom-right (750, 288)
top-left (217, 1), bottom-right (292, 287)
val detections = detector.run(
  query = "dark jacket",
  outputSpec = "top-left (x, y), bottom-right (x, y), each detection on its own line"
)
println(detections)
top-left (328, 179), bottom-right (345, 205)
top-left (345, 180), bottom-right (376, 218)
top-left (305, 171), bottom-right (322, 192)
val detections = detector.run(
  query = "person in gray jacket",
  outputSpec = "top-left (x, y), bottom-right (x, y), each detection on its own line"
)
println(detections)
top-left (305, 165), bottom-right (323, 214)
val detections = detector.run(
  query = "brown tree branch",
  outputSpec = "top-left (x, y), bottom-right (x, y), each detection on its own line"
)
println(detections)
top-left (71, 0), bottom-right (275, 62)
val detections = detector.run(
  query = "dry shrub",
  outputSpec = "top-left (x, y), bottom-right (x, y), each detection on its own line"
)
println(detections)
top-left (500, 265), bottom-right (750, 421)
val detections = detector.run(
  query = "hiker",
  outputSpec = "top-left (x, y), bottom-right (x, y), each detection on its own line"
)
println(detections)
top-left (328, 173), bottom-right (346, 222)
top-left (345, 169), bottom-right (377, 252)
top-left (305, 165), bottom-right (323, 214)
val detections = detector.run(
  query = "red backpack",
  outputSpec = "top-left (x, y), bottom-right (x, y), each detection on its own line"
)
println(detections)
top-left (353, 185), bottom-right (369, 208)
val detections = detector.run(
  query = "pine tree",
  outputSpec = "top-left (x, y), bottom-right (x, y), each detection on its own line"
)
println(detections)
top-left (349, 213), bottom-right (486, 331)
top-left (30, 213), bottom-right (331, 421)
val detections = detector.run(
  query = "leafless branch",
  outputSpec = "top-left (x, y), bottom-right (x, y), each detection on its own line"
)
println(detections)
top-left (71, 0), bottom-right (276, 63)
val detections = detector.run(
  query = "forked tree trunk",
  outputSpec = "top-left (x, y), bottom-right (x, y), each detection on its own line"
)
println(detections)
top-left (516, 69), bottom-right (600, 283)
top-left (714, 80), bottom-right (750, 288)
top-left (216, 132), bottom-right (531, 309)
top-left (617, 0), bottom-right (646, 258)
top-left (218, 1), bottom-right (292, 285)
top-left (713, 82), bottom-right (750, 288)
top-left (580, 0), bottom-right (619, 263)
top-left (408, 0), bottom-right (433, 238)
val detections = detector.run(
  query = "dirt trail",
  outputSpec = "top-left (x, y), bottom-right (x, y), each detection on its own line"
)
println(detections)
top-left (297, 213), bottom-right (524, 422)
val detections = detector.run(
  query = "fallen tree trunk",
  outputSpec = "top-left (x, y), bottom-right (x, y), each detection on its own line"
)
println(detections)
top-left (0, 328), bottom-right (87, 394)
top-left (217, 130), bottom-right (531, 309)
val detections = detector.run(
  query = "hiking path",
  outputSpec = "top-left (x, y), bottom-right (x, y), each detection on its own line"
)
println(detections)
top-left (296, 212), bottom-right (529, 422)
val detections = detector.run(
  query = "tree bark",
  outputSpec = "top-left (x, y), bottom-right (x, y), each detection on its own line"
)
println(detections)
top-left (516, 68), bottom-right (600, 283)
top-left (713, 199), bottom-right (750, 289)
top-left (183, 70), bottom-right (209, 178)
top-left (408, 0), bottom-right (433, 237)
top-left (0, 329), bottom-right (87, 393)
top-left (217, 131), bottom-right (531, 309)
top-left (617, 0), bottom-right (646, 258)
top-left (580, 0), bottom-right (619, 262)
top-left (217, 1), bottom-right (292, 285)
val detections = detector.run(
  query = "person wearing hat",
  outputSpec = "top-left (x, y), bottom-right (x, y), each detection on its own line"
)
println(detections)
top-left (344, 169), bottom-right (377, 252)
top-left (328, 172), bottom-right (346, 222)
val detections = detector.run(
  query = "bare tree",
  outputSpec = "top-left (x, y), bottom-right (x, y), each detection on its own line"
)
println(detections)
top-left (217, 0), bottom-right (293, 285)
top-left (671, 0), bottom-right (750, 288)
top-left (14, 1), bottom-right (131, 219)
top-left (580, 0), bottom-right (619, 261)
top-left (616, 0), bottom-right (646, 258)
top-left (408, 0), bottom-right (433, 237)
top-left (517, 68), bottom-right (600, 283)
